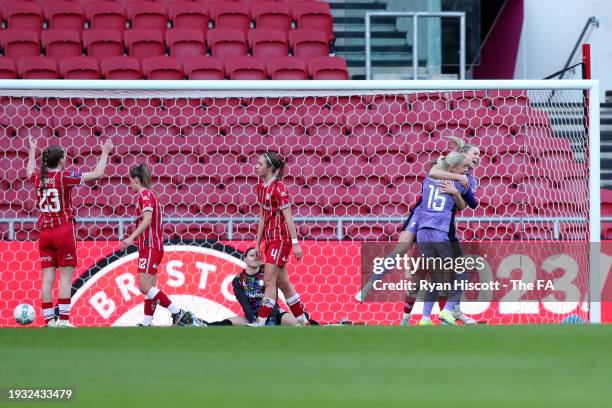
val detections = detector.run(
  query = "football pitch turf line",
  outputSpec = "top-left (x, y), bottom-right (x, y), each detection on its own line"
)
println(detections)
top-left (1, 325), bottom-right (609, 408)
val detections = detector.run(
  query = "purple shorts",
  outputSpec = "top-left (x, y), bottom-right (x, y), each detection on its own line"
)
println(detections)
top-left (416, 228), bottom-right (454, 260)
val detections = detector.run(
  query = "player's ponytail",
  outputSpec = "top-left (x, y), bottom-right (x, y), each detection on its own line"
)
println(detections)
top-left (263, 152), bottom-right (285, 181)
top-left (446, 135), bottom-right (477, 154)
top-left (129, 164), bottom-right (152, 188)
top-left (39, 145), bottom-right (65, 195)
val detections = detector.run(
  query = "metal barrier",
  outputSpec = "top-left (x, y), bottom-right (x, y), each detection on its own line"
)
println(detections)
top-left (0, 216), bottom-right (592, 241)
top-left (364, 11), bottom-right (466, 80)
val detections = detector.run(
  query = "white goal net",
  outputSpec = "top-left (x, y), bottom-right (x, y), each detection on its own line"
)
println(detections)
top-left (0, 80), bottom-right (600, 326)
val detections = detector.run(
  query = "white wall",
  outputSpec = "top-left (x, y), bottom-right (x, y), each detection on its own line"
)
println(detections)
top-left (514, 0), bottom-right (611, 102)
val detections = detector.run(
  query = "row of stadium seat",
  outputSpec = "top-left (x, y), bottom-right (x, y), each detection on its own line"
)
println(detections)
top-left (0, 54), bottom-right (347, 79)
top-left (0, 27), bottom-right (334, 62)
top-left (0, 0), bottom-right (334, 39)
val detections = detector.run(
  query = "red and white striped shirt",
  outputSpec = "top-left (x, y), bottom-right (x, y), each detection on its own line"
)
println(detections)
top-left (256, 178), bottom-right (291, 242)
top-left (30, 170), bottom-right (84, 229)
top-left (135, 189), bottom-right (163, 251)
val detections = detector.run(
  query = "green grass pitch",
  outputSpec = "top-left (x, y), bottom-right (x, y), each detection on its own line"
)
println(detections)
top-left (1, 325), bottom-right (610, 407)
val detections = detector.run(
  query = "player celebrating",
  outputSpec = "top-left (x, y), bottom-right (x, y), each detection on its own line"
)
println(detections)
top-left (120, 164), bottom-right (188, 326)
top-left (26, 136), bottom-right (113, 327)
top-left (356, 137), bottom-right (480, 325)
top-left (416, 151), bottom-right (473, 325)
top-left (400, 139), bottom-right (480, 325)
top-left (189, 247), bottom-right (299, 327)
top-left (252, 152), bottom-right (309, 326)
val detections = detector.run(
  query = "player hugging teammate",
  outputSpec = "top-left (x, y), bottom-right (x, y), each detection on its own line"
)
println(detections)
top-left (355, 136), bottom-right (481, 326)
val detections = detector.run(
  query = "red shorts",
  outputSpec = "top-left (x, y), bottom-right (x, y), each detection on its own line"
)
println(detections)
top-left (264, 240), bottom-right (292, 267)
top-left (39, 222), bottom-right (78, 269)
top-left (138, 247), bottom-right (164, 275)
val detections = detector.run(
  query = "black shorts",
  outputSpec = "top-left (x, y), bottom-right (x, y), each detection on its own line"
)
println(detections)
top-left (265, 307), bottom-right (288, 326)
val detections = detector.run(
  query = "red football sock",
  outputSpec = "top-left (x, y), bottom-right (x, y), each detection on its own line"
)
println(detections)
top-left (286, 295), bottom-right (305, 318)
top-left (438, 296), bottom-right (447, 311)
top-left (258, 298), bottom-right (275, 319)
top-left (144, 299), bottom-right (155, 317)
top-left (42, 302), bottom-right (54, 323)
top-left (152, 291), bottom-right (171, 308)
top-left (404, 299), bottom-right (415, 314)
top-left (58, 298), bottom-right (71, 321)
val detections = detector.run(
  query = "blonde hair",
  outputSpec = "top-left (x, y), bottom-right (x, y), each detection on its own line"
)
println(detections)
top-left (436, 151), bottom-right (465, 171)
top-left (447, 135), bottom-right (478, 154)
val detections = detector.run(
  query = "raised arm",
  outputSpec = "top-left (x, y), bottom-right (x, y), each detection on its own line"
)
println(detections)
top-left (281, 207), bottom-right (302, 261)
top-left (26, 135), bottom-right (38, 179)
top-left (429, 164), bottom-right (470, 189)
top-left (83, 139), bottom-right (114, 183)
top-left (120, 211), bottom-right (152, 251)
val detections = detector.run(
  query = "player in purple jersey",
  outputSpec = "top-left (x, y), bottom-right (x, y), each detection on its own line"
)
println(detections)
top-left (416, 151), bottom-right (475, 325)
top-left (355, 137), bottom-right (481, 316)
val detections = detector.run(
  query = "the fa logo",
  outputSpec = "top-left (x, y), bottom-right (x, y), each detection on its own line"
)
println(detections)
top-left (152, 263), bottom-right (158, 269)
top-left (66, 253), bottom-right (74, 260)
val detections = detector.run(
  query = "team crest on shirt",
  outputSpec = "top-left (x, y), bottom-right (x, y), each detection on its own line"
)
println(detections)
top-left (266, 193), bottom-right (271, 200)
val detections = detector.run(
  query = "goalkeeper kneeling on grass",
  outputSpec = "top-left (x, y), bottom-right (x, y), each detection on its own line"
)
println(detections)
top-left (181, 247), bottom-right (313, 327)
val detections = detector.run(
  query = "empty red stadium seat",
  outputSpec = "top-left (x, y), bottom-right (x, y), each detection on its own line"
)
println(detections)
top-left (308, 56), bottom-right (348, 80)
top-left (1, 29), bottom-right (40, 60)
top-left (127, 1), bottom-right (168, 31)
top-left (168, 1), bottom-right (209, 33)
top-left (59, 56), bottom-right (100, 79)
top-left (125, 29), bottom-right (165, 58)
top-left (207, 28), bottom-right (247, 60)
top-left (251, 1), bottom-right (291, 32)
top-left (0, 57), bottom-right (17, 79)
top-left (85, 1), bottom-right (126, 31)
top-left (225, 56), bottom-right (266, 79)
top-left (3, 1), bottom-right (43, 31)
top-left (182, 55), bottom-right (224, 79)
top-left (166, 28), bottom-right (205, 60)
top-left (210, 1), bottom-right (251, 34)
top-left (142, 56), bottom-right (183, 79)
top-left (41, 29), bottom-right (82, 61)
top-left (44, 1), bottom-right (84, 31)
top-left (489, 89), bottom-right (528, 107)
top-left (248, 29), bottom-right (288, 59)
top-left (298, 224), bottom-right (338, 240)
top-left (100, 56), bottom-right (142, 79)
top-left (266, 56), bottom-right (307, 80)
top-left (602, 222), bottom-right (612, 240)
top-left (289, 29), bottom-right (328, 59)
top-left (602, 188), bottom-right (612, 216)
top-left (292, 1), bottom-right (333, 42)
top-left (83, 29), bottom-right (123, 61)
top-left (17, 56), bottom-right (58, 79)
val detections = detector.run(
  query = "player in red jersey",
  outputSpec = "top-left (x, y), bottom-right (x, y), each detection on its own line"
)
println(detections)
top-left (26, 136), bottom-right (114, 327)
top-left (252, 152), bottom-right (309, 326)
top-left (119, 164), bottom-right (188, 327)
